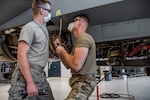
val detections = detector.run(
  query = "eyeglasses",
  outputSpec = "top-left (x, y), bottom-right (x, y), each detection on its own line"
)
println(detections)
top-left (73, 18), bottom-right (80, 22)
top-left (37, 7), bottom-right (51, 13)
top-left (70, 18), bottom-right (81, 23)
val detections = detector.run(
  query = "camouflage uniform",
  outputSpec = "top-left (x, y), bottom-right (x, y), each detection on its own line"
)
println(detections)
top-left (64, 32), bottom-right (97, 100)
top-left (66, 74), bottom-right (97, 100)
top-left (8, 64), bottom-right (54, 100)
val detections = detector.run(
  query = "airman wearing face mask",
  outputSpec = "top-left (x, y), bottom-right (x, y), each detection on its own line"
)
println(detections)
top-left (55, 15), bottom-right (97, 100)
top-left (8, 0), bottom-right (54, 100)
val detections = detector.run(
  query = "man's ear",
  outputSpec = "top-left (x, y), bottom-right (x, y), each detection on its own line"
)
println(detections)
top-left (79, 19), bottom-right (83, 27)
top-left (39, 8), bottom-right (44, 15)
top-left (79, 21), bottom-right (82, 26)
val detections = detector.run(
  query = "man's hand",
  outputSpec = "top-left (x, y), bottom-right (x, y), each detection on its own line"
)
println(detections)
top-left (27, 82), bottom-right (39, 97)
top-left (53, 38), bottom-right (71, 69)
top-left (54, 38), bottom-right (65, 55)
top-left (54, 38), bottom-right (61, 48)
top-left (55, 46), bottom-right (65, 55)
top-left (56, 46), bottom-right (71, 69)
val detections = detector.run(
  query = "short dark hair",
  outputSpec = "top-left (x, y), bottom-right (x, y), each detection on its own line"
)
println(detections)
top-left (74, 14), bottom-right (90, 26)
top-left (32, 0), bottom-right (51, 15)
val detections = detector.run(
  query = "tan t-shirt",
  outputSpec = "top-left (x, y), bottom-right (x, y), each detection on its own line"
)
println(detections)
top-left (71, 32), bottom-right (97, 75)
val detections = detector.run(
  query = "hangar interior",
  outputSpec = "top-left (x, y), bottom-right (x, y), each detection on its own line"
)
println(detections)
top-left (0, 0), bottom-right (150, 100)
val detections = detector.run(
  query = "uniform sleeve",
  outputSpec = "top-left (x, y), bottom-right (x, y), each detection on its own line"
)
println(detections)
top-left (18, 25), bottom-right (34, 46)
top-left (76, 34), bottom-right (91, 48)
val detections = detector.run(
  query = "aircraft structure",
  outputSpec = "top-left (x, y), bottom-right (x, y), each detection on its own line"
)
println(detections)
top-left (0, 0), bottom-right (150, 80)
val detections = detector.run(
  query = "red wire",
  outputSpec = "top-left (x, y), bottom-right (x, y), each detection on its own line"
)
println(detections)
top-left (127, 44), bottom-right (143, 57)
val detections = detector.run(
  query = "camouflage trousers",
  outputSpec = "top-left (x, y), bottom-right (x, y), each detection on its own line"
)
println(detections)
top-left (66, 74), bottom-right (97, 100)
top-left (8, 64), bottom-right (54, 100)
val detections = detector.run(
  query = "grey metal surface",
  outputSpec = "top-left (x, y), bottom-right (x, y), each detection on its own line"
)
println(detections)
top-left (0, 0), bottom-right (32, 26)
top-left (1, 0), bottom-right (150, 30)
top-left (0, 0), bottom-right (122, 30)
top-left (88, 18), bottom-right (150, 42)
top-left (50, 0), bottom-right (150, 29)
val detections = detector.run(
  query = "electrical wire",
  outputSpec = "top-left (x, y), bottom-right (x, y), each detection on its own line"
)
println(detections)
top-left (125, 75), bottom-right (135, 100)
top-left (92, 71), bottom-right (135, 99)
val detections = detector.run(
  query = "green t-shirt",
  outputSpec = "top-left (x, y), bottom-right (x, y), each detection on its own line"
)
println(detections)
top-left (72, 32), bottom-right (97, 75)
top-left (18, 21), bottom-right (49, 68)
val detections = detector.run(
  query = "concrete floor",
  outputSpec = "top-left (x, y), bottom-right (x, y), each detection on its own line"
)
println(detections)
top-left (0, 76), bottom-right (150, 100)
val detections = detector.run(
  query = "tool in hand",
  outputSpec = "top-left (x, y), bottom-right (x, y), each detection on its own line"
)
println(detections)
top-left (20, 89), bottom-right (46, 98)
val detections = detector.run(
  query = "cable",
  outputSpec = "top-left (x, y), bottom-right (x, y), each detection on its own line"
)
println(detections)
top-left (92, 71), bottom-right (135, 100)
top-left (100, 93), bottom-right (134, 99)
top-left (100, 93), bottom-right (120, 98)
top-left (96, 70), bottom-right (112, 84)
top-left (125, 75), bottom-right (135, 100)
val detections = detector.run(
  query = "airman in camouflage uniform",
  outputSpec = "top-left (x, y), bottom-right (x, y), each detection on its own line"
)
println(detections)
top-left (54, 14), bottom-right (97, 100)
top-left (8, 0), bottom-right (54, 99)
